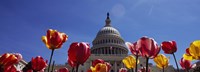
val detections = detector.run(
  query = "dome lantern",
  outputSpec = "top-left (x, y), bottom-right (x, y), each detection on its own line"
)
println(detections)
top-left (105, 12), bottom-right (111, 27)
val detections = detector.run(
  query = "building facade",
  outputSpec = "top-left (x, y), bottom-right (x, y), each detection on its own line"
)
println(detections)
top-left (77, 13), bottom-right (145, 72)
top-left (70, 13), bottom-right (175, 72)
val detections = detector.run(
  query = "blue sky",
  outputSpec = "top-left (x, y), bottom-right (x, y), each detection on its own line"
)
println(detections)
top-left (0, 0), bottom-right (200, 68)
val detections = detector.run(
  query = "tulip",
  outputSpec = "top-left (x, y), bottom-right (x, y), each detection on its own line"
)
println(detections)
top-left (119, 68), bottom-right (127, 72)
top-left (161, 41), bottom-right (177, 54)
top-left (31, 56), bottom-right (47, 71)
top-left (94, 63), bottom-right (108, 72)
top-left (137, 36), bottom-right (160, 72)
top-left (89, 59), bottom-right (111, 72)
top-left (68, 59), bottom-right (76, 72)
top-left (105, 62), bottom-right (111, 71)
top-left (122, 55), bottom-right (137, 72)
top-left (138, 67), bottom-right (150, 72)
top-left (161, 41), bottom-right (179, 72)
top-left (4, 65), bottom-right (17, 72)
top-left (68, 42), bottom-right (91, 72)
top-left (87, 68), bottom-right (92, 72)
top-left (42, 29), bottom-right (68, 72)
top-left (58, 67), bottom-right (69, 72)
top-left (42, 29), bottom-right (68, 50)
top-left (92, 59), bottom-right (104, 67)
top-left (0, 53), bottom-right (22, 71)
top-left (154, 54), bottom-right (169, 72)
top-left (183, 40), bottom-right (200, 60)
top-left (126, 42), bottom-right (141, 72)
top-left (180, 58), bottom-right (195, 72)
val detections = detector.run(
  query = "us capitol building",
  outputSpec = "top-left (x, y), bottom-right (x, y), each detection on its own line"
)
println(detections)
top-left (64, 13), bottom-right (175, 72)
top-left (78, 13), bottom-right (147, 72)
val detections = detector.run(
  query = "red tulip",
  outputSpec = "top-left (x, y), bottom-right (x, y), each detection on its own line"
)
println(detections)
top-left (92, 59), bottom-right (104, 67)
top-left (68, 42), bottom-right (91, 72)
top-left (4, 65), bottom-right (17, 72)
top-left (138, 36), bottom-right (160, 59)
top-left (68, 59), bottom-right (76, 68)
top-left (119, 68), bottom-right (127, 72)
top-left (161, 41), bottom-right (180, 72)
top-left (87, 69), bottom-right (92, 72)
top-left (58, 67), bottom-right (69, 72)
top-left (31, 56), bottom-right (47, 71)
top-left (161, 41), bottom-right (177, 54)
top-left (180, 58), bottom-right (194, 71)
top-left (42, 29), bottom-right (68, 50)
top-left (0, 53), bottom-right (22, 69)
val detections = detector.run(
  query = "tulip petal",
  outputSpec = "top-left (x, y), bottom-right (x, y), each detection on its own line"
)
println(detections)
top-left (153, 54), bottom-right (169, 69)
top-left (189, 40), bottom-right (200, 59)
top-left (183, 53), bottom-right (194, 60)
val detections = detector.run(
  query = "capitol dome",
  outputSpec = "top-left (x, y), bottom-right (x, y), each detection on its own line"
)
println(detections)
top-left (91, 13), bottom-right (128, 55)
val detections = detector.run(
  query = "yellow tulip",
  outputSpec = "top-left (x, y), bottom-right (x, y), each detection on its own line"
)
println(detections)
top-left (122, 55), bottom-right (138, 69)
top-left (90, 66), bottom-right (96, 72)
top-left (153, 54), bottom-right (169, 69)
top-left (183, 40), bottom-right (200, 60)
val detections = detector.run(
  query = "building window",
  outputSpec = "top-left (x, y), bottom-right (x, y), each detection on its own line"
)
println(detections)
top-left (117, 64), bottom-right (120, 66)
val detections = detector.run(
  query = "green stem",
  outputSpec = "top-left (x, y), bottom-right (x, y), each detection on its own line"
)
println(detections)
top-left (146, 57), bottom-right (149, 72)
top-left (135, 55), bottom-right (138, 72)
top-left (163, 67), bottom-right (164, 72)
top-left (76, 64), bottom-right (79, 72)
top-left (173, 53), bottom-right (179, 72)
top-left (72, 67), bottom-right (74, 72)
top-left (132, 68), bottom-right (134, 72)
top-left (51, 60), bottom-right (55, 72)
top-left (186, 69), bottom-right (189, 72)
top-left (47, 49), bottom-right (55, 72)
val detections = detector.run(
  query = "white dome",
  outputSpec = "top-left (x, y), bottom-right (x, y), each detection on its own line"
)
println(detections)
top-left (97, 26), bottom-right (120, 36)
top-left (91, 13), bottom-right (128, 55)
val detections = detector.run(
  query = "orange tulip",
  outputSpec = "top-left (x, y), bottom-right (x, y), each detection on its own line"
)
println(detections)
top-left (94, 63), bottom-right (108, 72)
top-left (42, 29), bottom-right (68, 50)
top-left (42, 29), bottom-right (68, 72)
top-left (0, 53), bottom-right (22, 70)
top-left (92, 59), bottom-right (104, 67)
top-left (89, 59), bottom-right (111, 72)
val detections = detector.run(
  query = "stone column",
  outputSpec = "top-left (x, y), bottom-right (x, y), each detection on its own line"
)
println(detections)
top-left (104, 47), bottom-right (106, 54)
top-left (115, 61), bottom-right (117, 72)
top-left (114, 48), bottom-right (116, 54)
